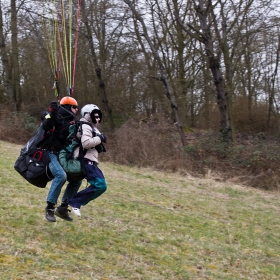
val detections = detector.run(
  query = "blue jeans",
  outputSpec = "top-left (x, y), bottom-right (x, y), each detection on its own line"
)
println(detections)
top-left (47, 152), bottom-right (82, 205)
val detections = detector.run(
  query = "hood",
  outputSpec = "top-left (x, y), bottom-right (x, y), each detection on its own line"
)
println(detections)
top-left (80, 117), bottom-right (99, 131)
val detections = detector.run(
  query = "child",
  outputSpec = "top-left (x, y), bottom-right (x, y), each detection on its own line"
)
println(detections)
top-left (69, 104), bottom-right (107, 217)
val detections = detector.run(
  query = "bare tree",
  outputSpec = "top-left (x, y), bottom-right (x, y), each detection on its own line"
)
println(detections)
top-left (124, 0), bottom-right (186, 146)
top-left (0, 0), bottom-right (279, 138)
top-left (175, 0), bottom-right (232, 141)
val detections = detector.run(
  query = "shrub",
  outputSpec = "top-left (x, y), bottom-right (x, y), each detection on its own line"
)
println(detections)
top-left (0, 110), bottom-right (40, 144)
top-left (2, 110), bottom-right (280, 191)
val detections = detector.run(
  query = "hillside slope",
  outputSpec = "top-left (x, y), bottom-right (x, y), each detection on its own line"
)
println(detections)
top-left (0, 140), bottom-right (280, 279)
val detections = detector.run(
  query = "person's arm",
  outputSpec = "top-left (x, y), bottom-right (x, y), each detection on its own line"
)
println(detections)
top-left (81, 124), bottom-right (101, 149)
top-left (42, 101), bottom-right (57, 131)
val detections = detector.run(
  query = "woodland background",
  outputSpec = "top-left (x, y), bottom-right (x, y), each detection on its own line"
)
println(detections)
top-left (0, 0), bottom-right (280, 190)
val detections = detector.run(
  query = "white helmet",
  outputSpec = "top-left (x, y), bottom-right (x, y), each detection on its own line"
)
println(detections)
top-left (81, 104), bottom-right (102, 123)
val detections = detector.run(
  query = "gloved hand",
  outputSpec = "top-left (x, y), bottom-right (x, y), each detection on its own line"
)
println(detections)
top-left (95, 143), bottom-right (105, 153)
top-left (48, 101), bottom-right (58, 114)
top-left (97, 133), bottom-right (106, 143)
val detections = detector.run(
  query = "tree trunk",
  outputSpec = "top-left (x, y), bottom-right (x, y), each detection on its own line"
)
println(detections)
top-left (0, 1), bottom-right (14, 110)
top-left (11, 0), bottom-right (21, 111)
top-left (196, 1), bottom-right (231, 141)
top-left (268, 34), bottom-right (280, 129)
top-left (220, 19), bottom-right (235, 142)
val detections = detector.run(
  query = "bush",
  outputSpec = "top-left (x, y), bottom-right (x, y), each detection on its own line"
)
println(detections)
top-left (104, 116), bottom-right (280, 191)
top-left (2, 110), bottom-right (280, 191)
top-left (0, 110), bottom-right (40, 144)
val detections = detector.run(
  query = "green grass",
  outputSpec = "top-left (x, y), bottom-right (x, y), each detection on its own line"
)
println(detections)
top-left (0, 140), bottom-right (280, 279)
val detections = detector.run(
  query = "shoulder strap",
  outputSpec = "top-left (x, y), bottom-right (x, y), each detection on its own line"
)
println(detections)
top-left (77, 121), bottom-right (94, 159)
top-left (79, 121), bottom-right (95, 137)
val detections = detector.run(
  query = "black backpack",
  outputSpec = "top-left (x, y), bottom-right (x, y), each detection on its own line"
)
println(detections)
top-left (14, 122), bottom-right (54, 188)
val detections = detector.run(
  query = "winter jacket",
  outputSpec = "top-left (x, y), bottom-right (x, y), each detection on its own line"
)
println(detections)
top-left (42, 106), bottom-right (76, 153)
top-left (79, 116), bottom-right (102, 163)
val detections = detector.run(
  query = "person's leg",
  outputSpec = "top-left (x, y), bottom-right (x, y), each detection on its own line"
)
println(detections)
top-left (55, 179), bottom-right (83, 221)
top-left (47, 152), bottom-right (67, 204)
top-left (81, 178), bottom-right (107, 206)
top-left (69, 184), bottom-right (95, 209)
top-left (61, 179), bottom-right (83, 204)
top-left (69, 161), bottom-right (107, 216)
top-left (45, 152), bottom-right (67, 222)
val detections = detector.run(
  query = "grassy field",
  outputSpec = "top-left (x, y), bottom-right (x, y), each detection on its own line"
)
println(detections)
top-left (0, 140), bottom-right (280, 280)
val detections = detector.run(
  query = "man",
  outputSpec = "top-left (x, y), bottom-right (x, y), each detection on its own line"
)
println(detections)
top-left (42, 96), bottom-right (82, 222)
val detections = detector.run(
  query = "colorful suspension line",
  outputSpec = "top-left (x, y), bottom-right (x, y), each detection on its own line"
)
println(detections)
top-left (42, 0), bottom-right (82, 100)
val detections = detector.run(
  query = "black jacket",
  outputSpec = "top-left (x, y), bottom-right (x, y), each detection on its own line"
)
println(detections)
top-left (42, 106), bottom-right (76, 153)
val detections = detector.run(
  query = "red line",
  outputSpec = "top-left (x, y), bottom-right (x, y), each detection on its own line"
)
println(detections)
top-left (72, 0), bottom-right (82, 95)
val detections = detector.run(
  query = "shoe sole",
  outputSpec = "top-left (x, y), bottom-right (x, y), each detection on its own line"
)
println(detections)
top-left (46, 217), bottom-right (56, 222)
top-left (45, 211), bottom-right (56, 222)
top-left (54, 211), bottom-right (73, 222)
top-left (73, 213), bottom-right (81, 217)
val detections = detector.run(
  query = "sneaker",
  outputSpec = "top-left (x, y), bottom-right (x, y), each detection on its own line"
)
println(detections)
top-left (45, 208), bottom-right (56, 222)
top-left (55, 206), bottom-right (73, 221)
top-left (72, 207), bottom-right (81, 217)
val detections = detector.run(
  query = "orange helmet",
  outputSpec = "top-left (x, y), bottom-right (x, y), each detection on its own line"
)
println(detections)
top-left (60, 96), bottom-right (78, 106)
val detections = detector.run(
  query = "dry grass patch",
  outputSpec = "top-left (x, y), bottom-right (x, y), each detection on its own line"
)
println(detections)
top-left (1, 140), bottom-right (280, 279)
